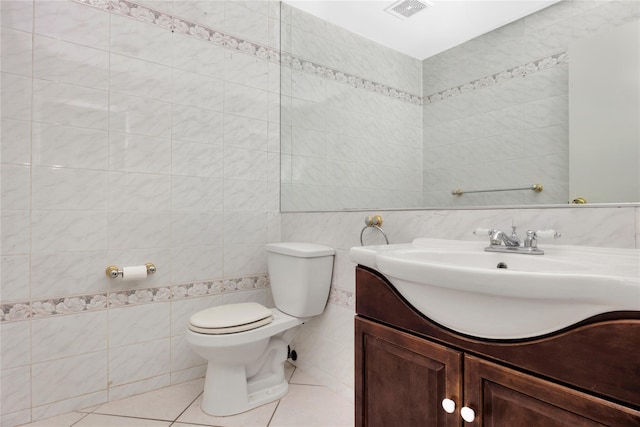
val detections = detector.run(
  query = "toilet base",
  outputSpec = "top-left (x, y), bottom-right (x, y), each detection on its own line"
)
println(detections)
top-left (200, 337), bottom-right (291, 417)
top-left (201, 368), bottom-right (289, 417)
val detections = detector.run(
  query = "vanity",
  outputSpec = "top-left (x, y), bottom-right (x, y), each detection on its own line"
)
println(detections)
top-left (351, 238), bottom-right (640, 426)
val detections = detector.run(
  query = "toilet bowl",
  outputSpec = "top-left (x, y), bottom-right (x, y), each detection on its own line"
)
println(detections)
top-left (186, 242), bottom-right (334, 416)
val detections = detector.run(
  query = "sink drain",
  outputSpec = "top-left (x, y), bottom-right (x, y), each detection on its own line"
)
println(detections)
top-left (496, 262), bottom-right (508, 269)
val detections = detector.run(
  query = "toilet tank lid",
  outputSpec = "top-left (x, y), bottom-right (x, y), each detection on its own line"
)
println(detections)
top-left (266, 242), bottom-right (335, 257)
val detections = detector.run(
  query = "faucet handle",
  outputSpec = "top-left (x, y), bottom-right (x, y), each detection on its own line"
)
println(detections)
top-left (473, 228), bottom-right (493, 237)
top-left (535, 229), bottom-right (561, 239)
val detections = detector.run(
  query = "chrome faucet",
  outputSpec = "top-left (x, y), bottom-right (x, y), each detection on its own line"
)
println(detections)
top-left (477, 227), bottom-right (561, 255)
top-left (490, 226), bottom-right (520, 247)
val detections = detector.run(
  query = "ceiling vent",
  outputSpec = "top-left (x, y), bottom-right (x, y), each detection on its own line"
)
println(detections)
top-left (384, 0), bottom-right (431, 20)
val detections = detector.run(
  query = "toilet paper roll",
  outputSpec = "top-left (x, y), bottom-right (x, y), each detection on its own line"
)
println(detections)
top-left (122, 265), bottom-right (148, 281)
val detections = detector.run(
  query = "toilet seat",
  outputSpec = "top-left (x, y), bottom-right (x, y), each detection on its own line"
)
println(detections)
top-left (189, 302), bottom-right (273, 335)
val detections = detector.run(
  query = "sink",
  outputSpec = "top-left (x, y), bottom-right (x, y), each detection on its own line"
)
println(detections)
top-left (350, 238), bottom-right (640, 339)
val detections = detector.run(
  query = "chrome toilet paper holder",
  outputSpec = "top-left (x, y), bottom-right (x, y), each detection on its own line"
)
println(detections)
top-left (105, 263), bottom-right (156, 279)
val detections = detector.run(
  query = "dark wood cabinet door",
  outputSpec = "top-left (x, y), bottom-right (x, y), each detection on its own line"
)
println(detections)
top-left (356, 317), bottom-right (462, 427)
top-left (464, 355), bottom-right (640, 427)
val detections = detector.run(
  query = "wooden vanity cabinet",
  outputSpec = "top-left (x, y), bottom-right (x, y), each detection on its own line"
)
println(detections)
top-left (355, 266), bottom-right (640, 427)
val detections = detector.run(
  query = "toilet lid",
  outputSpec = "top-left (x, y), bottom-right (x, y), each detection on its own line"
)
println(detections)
top-left (188, 302), bottom-right (273, 335)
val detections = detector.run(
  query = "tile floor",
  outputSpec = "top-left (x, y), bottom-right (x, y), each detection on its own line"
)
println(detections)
top-left (19, 364), bottom-right (354, 427)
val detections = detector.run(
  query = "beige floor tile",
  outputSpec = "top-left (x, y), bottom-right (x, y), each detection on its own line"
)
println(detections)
top-left (18, 412), bottom-right (87, 427)
top-left (288, 368), bottom-right (324, 386)
top-left (269, 384), bottom-right (354, 427)
top-left (176, 395), bottom-right (277, 427)
top-left (91, 379), bottom-right (203, 421)
top-left (74, 414), bottom-right (171, 426)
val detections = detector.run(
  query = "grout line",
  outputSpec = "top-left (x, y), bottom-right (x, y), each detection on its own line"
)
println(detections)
top-left (69, 411), bottom-right (91, 426)
top-left (169, 391), bottom-right (203, 425)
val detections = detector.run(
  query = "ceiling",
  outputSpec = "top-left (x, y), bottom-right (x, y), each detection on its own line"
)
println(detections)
top-left (284, 0), bottom-right (560, 60)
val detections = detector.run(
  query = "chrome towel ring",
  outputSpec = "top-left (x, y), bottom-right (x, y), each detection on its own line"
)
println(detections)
top-left (360, 215), bottom-right (389, 246)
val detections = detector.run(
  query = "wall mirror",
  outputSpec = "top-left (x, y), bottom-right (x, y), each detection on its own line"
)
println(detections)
top-left (279, 0), bottom-right (640, 212)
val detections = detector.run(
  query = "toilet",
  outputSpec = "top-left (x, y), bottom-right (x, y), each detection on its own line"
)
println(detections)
top-left (186, 242), bottom-right (335, 416)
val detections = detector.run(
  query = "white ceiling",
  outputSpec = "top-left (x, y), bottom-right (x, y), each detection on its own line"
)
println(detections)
top-left (284, 0), bottom-right (560, 60)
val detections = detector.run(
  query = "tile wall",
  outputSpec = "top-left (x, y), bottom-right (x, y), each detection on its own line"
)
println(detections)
top-left (0, 1), bottom-right (281, 425)
top-left (422, 0), bottom-right (640, 207)
top-left (280, 5), bottom-right (423, 211)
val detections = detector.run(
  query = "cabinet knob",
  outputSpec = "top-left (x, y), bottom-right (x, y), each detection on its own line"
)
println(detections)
top-left (441, 398), bottom-right (456, 414)
top-left (461, 406), bottom-right (476, 423)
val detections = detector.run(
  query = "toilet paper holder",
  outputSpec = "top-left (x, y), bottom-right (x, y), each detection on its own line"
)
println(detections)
top-left (105, 263), bottom-right (156, 279)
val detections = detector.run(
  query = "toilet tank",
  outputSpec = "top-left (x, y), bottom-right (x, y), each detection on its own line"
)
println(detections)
top-left (266, 242), bottom-right (335, 318)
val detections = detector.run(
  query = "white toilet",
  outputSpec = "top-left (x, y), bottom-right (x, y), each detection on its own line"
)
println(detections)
top-left (186, 242), bottom-right (335, 416)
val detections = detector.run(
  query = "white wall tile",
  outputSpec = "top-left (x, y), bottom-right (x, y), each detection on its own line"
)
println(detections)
top-left (31, 391), bottom-right (106, 423)
top-left (171, 212), bottom-right (224, 248)
top-left (1, 73), bottom-right (32, 121)
top-left (172, 176), bottom-right (224, 212)
top-left (107, 212), bottom-right (171, 250)
top-left (224, 2), bottom-right (268, 43)
top-left (223, 212), bottom-right (268, 244)
top-left (33, 35), bottom-right (109, 89)
top-left (1, 321), bottom-right (30, 370)
top-left (172, 140), bottom-right (224, 178)
top-left (224, 52), bottom-right (269, 90)
top-left (0, 409), bottom-right (31, 427)
top-left (1, 0), bottom-right (33, 33)
top-left (173, 1), bottom-right (225, 30)
top-left (107, 373), bottom-right (170, 402)
top-left (0, 255), bottom-right (30, 302)
top-left (170, 245), bottom-right (223, 284)
top-left (109, 92), bottom-right (172, 138)
top-left (1, 27), bottom-right (32, 76)
top-left (224, 180), bottom-right (268, 212)
top-left (1, 211), bottom-right (30, 255)
top-left (172, 35), bottom-right (225, 79)
top-left (223, 148), bottom-right (268, 181)
top-left (34, 0), bottom-right (109, 50)
top-left (109, 303), bottom-right (170, 348)
top-left (172, 69), bottom-right (224, 111)
top-left (32, 311), bottom-right (107, 363)
top-left (1, 164), bottom-right (30, 210)
top-left (108, 339), bottom-right (170, 387)
top-left (108, 133), bottom-right (171, 174)
top-left (109, 53), bottom-right (172, 101)
top-left (31, 350), bottom-right (107, 407)
top-left (32, 167), bottom-right (107, 210)
top-left (1, 118), bottom-right (31, 165)
top-left (224, 82), bottom-right (269, 120)
top-left (223, 243), bottom-right (267, 277)
top-left (32, 123), bottom-right (108, 170)
top-left (172, 105), bottom-right (223, 144)
top-left (110, 14), bottom-right (172, 66)
top-left (224, 114), bottom-right (269, 151)
top-left (108, 172), bottom-right (171, 212)
top-left (31, 210), bottom-right (107, 254)
top-left (170, 334), bottom-right (205, 371)
top-left (0, 366), bottom-right (31, 415)
top-left (33, 79), bottom-right (108, 130)
top-left (31, 251), bottom-right (108, 299)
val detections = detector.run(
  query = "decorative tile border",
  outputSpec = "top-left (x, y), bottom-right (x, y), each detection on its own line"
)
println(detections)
top-left (328, 287), bottom-right (354, 310)
top-left (0, 275), bottom-right (269, 322)
top-left (71, 0), bottom-right (569, 108)
top-left (73, 0), bottom-right (280, 62)
top-left (281, 53), bottom-right (423, 106)
top-left (424, 51), bottom-right (569, 104)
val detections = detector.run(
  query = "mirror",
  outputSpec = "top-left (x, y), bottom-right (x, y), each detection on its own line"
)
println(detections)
top-left (280, 0), bottom-right (640, 212)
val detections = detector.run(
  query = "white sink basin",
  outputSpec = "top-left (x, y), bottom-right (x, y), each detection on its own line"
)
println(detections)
top-left (350, 238), bottom-right (640, 339)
